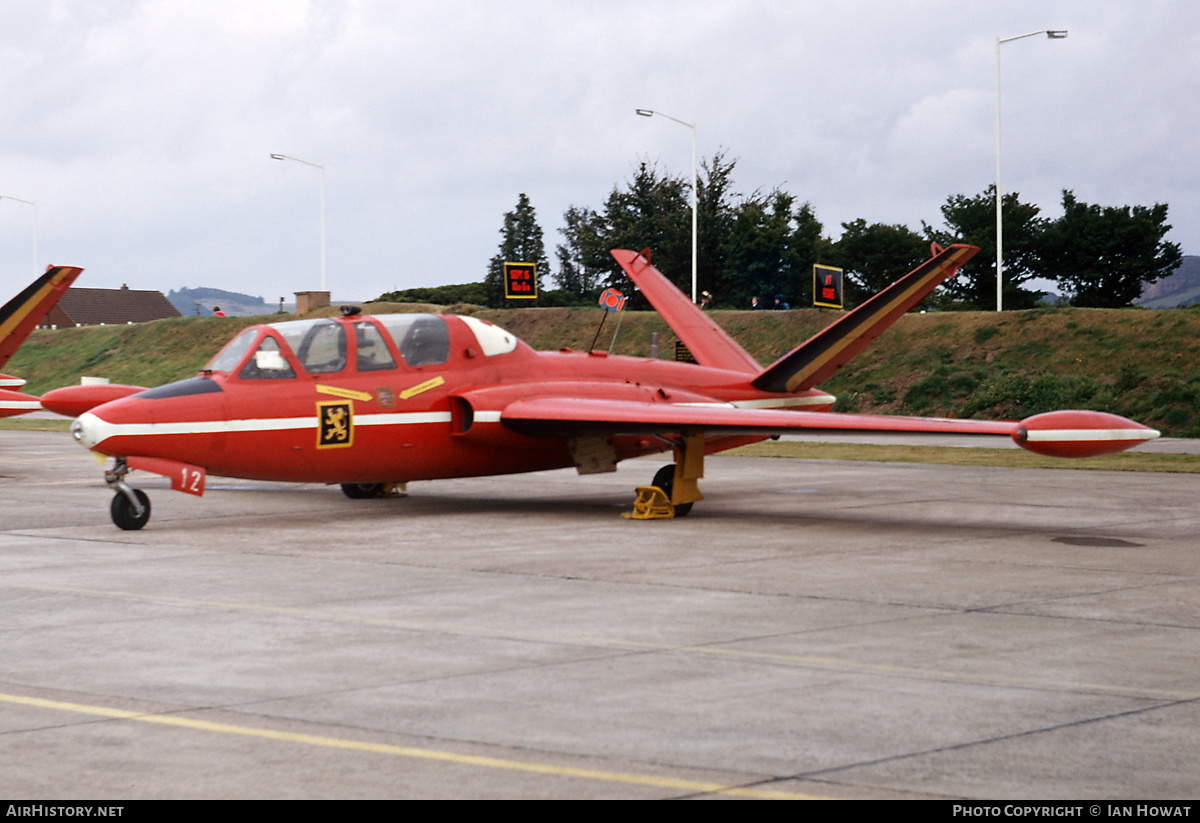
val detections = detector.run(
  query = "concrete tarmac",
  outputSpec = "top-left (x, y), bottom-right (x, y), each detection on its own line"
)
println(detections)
top-left (1, 431), bottom-right (1198, 799)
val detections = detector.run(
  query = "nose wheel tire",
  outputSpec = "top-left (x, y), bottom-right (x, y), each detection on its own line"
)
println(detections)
top-left (111, 489), bottom-right (151, 530)
top-left (652, 464), bottom-right (693, 517)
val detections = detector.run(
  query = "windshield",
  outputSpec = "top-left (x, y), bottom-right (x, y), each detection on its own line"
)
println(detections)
top-left (238, 336), bottom-right (296, 379)
top-left (204, 328), bottom-right (258, 374)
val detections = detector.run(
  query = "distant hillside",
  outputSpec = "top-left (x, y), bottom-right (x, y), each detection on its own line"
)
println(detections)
top-left (1137, 256), bottom-right (1200, 308)
top-left (168, 287), bottom-right (283, 317)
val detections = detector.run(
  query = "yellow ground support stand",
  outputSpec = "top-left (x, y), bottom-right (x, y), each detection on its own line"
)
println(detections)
top-left (624, 485), bottom-right (676, 519)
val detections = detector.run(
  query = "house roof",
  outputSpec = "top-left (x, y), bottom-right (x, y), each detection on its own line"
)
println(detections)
top-left (53, 287), bottom-right (181, 326)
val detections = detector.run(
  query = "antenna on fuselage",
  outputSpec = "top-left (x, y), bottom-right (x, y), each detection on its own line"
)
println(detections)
top-left (588, 286), bottom-right (628, 353)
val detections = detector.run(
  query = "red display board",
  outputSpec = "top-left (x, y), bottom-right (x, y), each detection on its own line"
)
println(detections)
top-left (504, 262), bottom-right (538, 299)
top-left (813, 264), bottom-right (844, 309)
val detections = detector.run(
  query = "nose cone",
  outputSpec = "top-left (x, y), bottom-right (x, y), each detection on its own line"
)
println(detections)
top-left (71, 412), bottom-right (107, 450)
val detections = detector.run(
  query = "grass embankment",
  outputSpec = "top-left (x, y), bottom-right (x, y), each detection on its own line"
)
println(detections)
top-left (8, 302), bottom-right (1200, 448)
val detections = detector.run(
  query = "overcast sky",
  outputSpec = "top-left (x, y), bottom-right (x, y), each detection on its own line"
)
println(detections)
top-left (2, 0), bottom-right (1197, 306)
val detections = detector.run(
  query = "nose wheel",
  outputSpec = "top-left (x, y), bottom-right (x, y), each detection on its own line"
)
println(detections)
top-left (105, 457), bottom-right (151, 530)
top-left (111, 488), bottom-right (151, 530)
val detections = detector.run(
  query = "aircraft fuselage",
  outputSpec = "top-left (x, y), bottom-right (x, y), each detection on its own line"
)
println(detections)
top-left (70, 312), bottom-right (831, 485)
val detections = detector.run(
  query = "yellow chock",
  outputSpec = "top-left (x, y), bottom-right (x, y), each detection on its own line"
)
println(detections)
top-left (380, 482), bottom-right (408, 498)
top-left (623, 485), bottom-right (675, 519)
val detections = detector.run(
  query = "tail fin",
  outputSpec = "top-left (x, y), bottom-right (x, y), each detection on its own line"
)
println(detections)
top-left (611, 248), bottom-right (760, 374)
top-left (752, 244), bottom-right (978, 393)
top-left (0, 266), bottom-right (84, 370)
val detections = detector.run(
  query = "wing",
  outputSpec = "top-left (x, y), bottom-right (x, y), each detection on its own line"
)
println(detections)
top-left (500, 397), bottom-right (1159, 458)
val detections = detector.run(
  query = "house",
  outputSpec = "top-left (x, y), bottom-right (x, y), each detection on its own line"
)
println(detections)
top-left (41, 285), bottom-right (182, 328)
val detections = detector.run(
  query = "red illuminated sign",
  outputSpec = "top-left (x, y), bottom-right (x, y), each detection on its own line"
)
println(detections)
top-left (813, 264), bottom-right (844, 309)
top-left (504, 262), bottom-right (538, 300)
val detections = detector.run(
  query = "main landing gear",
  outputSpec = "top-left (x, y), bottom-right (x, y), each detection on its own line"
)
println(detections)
top-left (624, 434), bottom-right (705, 520)
top-left (340, 482), bottom-right (407, 499)
top-left (105, 458), bottom-right (151, 530)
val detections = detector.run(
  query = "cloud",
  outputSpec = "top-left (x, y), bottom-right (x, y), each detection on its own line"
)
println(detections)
top-left (1, 0), bottom-right (1195, 301)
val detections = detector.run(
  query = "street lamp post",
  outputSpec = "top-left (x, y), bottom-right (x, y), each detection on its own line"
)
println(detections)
top-left (995, 30), bottom-right (1067, 312)
top-left (636, 109), bottom-right (698, 303)
top-left (0, 195), bottom-right (38, 273)
top-left (270, 153), bottom-right (326, 292)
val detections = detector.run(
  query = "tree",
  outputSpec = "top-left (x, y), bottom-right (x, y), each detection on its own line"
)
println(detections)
top-left (1043, 191), bottom-right (1182, 308)
top-left (553, 205), bottom-right (606, 298)
top-left (721, 190), bottom-right (799, 309)
top-left (828, 219), bottom-right (928, 303)
top-left (485, 193), bottom-right (550, 308)
top-left (553, 161), bottom-right (693, 305)
top-left (599, 161), bottom-right (692, 293)
top-left (695, 151), bottom-right (739, 303)
top-left (552, 154), bottom-right (827, 309)
top-left (925, 185), bottom-right (1046, 310)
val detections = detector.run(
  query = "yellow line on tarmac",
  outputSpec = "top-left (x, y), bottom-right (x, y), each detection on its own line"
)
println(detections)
top-left (0, 692), bottom-right (826, 799)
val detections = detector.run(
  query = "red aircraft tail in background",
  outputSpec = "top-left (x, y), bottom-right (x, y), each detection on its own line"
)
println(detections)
top-left (0, 266), bottom-right (83, 417)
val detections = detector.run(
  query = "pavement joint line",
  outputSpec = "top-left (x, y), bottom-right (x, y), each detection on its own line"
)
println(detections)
top-left (789, 693), bottom-right (1200, 782)
top-left (6, 582), bottom-right (1193, 702)
top-left (0, 691), bottom-right (829, 800)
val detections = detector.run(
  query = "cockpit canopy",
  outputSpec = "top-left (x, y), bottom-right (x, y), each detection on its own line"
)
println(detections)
top-left (203, 314), bottom-right (517, 379)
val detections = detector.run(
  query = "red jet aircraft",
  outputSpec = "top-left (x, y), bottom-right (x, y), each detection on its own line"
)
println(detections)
top-left (0, 266), bottom-right (84, 417)
top-left (42, 245), bottom-right (1158, 530)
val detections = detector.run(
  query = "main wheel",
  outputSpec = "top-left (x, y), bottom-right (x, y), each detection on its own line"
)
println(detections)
top-left (341, 483), bottom-right (384, 500)
top-left (652, 464), bottom-right (693, 517)
top-left (111, 489), bottom-right (151, 530)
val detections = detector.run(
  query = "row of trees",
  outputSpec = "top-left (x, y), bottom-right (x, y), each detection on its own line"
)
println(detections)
top-left (461, 154), bottom-right (1182, 311)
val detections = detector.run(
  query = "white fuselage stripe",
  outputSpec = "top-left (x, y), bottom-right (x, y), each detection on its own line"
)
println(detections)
top-left (78, 410), bottom-right (454, 447)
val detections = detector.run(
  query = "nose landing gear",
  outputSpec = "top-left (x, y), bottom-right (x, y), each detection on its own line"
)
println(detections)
top-left (111, 488), bottom-right (151, 530)
top-left (105, 457), bottom-right (151, 530)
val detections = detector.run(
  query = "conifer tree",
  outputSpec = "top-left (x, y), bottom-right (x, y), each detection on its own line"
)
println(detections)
top-left (485, 193), bottom-right (550, 307)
